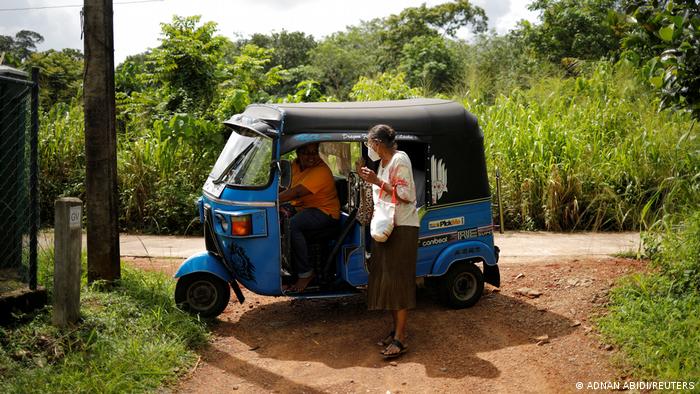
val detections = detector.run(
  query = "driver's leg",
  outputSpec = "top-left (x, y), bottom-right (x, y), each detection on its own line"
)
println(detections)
top-left (288, 208), bottom-right (336, 290)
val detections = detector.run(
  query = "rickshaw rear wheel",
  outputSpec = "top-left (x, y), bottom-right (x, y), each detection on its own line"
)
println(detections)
top-left (175, 273), bottom-right (231, 318)
top-left (438, 262), bottom-right (484, 308)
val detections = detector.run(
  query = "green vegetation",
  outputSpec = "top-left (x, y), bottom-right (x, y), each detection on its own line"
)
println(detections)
top-left (470, 61), bottom-right (698, 231)
top-left (9, 2), bottom-right (692, 234)
top-left (0, 250), bottom-right (209, 393)
top-left (598, 209), bottom-right (700, 381)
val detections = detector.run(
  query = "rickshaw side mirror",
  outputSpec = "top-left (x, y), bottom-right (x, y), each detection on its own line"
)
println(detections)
top-left (278, 160), bottom-right (292, 189)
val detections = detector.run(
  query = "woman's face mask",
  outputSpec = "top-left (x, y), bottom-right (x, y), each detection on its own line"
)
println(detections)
top-left (366, 140), bottom-right (380, 161)
top-left (367, 146), bottom-right (380, 161)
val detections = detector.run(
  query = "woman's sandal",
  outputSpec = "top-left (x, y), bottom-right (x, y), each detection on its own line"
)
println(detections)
top-left (382, 339), bottom-right (408, 359)
top-left (377, 331), bottom-right (395, 347)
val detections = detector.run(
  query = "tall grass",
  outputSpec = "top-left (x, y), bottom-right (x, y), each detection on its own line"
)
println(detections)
top-left (38, 99), bottom-right (86, 225)
top-left (39, 103), bottom-right (222, 233)
top-left (118, 114), bottom-right (222, 233)
top-left (463, 61), bottom-right (699, 231)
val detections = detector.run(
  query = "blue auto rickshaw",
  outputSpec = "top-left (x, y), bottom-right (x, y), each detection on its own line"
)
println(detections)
top-left (174, 99), bottom-right (500, 317)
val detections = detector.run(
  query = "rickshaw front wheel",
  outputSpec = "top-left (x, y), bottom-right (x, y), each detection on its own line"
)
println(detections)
top-left (175, 273), bottom-right (231, 318)
top-left (438, 262), bottom-right (484, 309)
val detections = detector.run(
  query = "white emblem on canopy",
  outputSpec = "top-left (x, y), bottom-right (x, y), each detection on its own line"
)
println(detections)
top-left (430, 155), bottom-right (448, 204)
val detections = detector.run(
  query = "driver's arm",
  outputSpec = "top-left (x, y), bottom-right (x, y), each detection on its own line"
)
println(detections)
top-left (279, 184), bottom-right (311, 203)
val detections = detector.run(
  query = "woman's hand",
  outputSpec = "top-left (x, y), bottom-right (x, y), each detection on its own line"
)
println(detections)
top-left (359, 166), bottom-right (380, 186)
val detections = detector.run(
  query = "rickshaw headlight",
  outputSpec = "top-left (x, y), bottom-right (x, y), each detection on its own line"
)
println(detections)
top-left (231, 215), bottom-right (252, 236)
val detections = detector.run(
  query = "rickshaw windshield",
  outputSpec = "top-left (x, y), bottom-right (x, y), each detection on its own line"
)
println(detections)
top-left (210, 129), bottom-right (273, 187)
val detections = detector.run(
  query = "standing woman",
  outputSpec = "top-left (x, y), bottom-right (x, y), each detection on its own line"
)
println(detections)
top-left (359, 124), bottom-right (420, 359)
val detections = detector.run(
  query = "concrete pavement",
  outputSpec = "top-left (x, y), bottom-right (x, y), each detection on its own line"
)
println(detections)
top-left (40, 231), bottom-right (642, 262)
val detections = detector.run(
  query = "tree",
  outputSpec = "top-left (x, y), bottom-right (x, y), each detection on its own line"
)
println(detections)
top-left (522, 0), bottom-right (630, 63)
top-left (244, 30), bottom-right (316, 71)
top-left (454, 31), bottom-right (557, 101)
top-left (0, 30), bottom-right (44, 66)
top-left (624, 0), bottom-right (700, 118)
top-left (115, 52), bottom-right (152, 95)
top-left (308, 24), bottom-right (383, 99)
top-left (214, 44), bottom-right (283, 119)
top-left (379, 0), bottom-right (487, 69)
top-left (241, 30), bottom-right (317, 95)
top-left (147, 15), bottom-right (228, 114)
top-left (26, 49), bottom-right (83, 109)
top-left (399, 35), bottom-right (458, 92)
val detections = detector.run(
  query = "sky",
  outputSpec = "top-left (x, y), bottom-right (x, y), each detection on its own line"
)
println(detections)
top-left (0, 0), bottom-right (539, 65)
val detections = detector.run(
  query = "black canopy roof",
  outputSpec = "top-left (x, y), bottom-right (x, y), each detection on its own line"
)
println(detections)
top-left (227, 99), bottom-right (481, 139)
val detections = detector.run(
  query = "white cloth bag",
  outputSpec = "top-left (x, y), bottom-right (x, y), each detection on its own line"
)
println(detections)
top-left (370, 186), bottom-right (396, 242)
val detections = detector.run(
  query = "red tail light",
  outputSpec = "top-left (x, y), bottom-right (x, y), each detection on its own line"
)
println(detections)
top-left (231, 215), bottom-right (252, 236)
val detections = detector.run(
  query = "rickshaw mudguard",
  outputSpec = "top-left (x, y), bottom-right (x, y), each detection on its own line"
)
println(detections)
top-left (430, 240), bottom-right (500, 286)
top-left (174, 251), bottom-right (247, 303)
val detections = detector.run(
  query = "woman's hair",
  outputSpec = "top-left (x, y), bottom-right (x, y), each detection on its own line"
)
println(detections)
top-left (368, 124), bottom-right (396, 149)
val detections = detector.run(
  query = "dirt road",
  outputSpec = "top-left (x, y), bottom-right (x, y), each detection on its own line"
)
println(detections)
top-left (127, 252), bottom-right (645, 394)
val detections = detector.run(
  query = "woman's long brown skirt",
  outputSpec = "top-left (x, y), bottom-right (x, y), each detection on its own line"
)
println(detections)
top-left (367, 226), bottom-right (419, 311)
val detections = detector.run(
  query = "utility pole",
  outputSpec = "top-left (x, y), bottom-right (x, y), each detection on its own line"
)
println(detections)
top-left (83, 0), bottom-right (120, 282)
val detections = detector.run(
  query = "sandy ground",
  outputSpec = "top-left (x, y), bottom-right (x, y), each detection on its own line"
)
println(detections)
top-left (125, 255), bottom-right (646, 394)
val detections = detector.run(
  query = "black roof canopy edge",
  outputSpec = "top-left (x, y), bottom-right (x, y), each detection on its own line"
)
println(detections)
top-left (226, 99), bottom-right (481, 139)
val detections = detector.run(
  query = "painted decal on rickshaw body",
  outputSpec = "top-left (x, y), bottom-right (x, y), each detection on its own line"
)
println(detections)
top-left (228, 242), bottom-right (255, 281)
top-left (430, 155), bottom-right (448, 204)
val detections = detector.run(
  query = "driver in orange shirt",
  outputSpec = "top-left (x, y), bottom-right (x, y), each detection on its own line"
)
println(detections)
top-left (279, 143), bottom-right (340, 291)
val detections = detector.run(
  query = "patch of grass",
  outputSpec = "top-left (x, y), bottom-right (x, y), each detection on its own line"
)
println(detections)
top-left (597, 209), bottom-right (700, 381)
top-left (0, 252), bottom-right (209, 393)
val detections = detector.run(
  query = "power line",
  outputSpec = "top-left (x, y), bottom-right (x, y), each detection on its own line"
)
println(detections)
top-left (0, 0), bottom-right (164, 12)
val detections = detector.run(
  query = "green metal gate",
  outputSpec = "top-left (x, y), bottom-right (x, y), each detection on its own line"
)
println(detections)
top-left (0, 65), bottom-right (39, 291)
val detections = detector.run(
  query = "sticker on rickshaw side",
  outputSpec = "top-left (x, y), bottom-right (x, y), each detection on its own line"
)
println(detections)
top-left (428, 216), bottom-right (464, 230)
top-left (419, 225), bottom-right (493, 248)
